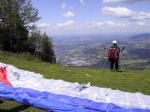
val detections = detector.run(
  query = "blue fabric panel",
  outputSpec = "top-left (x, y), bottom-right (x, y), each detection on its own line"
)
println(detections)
top-left (0, 82), bottom-right (150, 112)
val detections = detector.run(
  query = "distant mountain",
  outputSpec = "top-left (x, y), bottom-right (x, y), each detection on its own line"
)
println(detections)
top-left (129, 33), bottom-right (150, 41)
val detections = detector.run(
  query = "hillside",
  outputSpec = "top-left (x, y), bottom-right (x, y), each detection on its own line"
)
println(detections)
top-left (0, 50), bottom-right (150, 111)
top-left (0, 50), bottom-right (150, 94)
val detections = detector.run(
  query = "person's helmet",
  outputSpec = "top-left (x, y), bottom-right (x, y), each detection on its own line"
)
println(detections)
top-left (112, 40), bottom-right (117, 44)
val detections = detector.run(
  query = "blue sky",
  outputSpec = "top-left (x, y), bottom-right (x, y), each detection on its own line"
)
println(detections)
top-left (32, 0), bottom-right (150, 36)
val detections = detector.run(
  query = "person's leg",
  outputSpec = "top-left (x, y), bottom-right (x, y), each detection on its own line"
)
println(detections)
top-left (110, 59), bottom-right (114, 71)
top-left (115, 59), bottom-right (119, 71)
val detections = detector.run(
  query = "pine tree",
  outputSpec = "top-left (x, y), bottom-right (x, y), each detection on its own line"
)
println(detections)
top-left (28, 29), bottom-right (42, 55)
top-left (41, 33), bottom-right (56, 63)
top-left (0, 0), bottom-right (40, 52)
top-left (29, 30), bottom-right (56, 63)
top-left (0, 0), bottom-right (56, 63)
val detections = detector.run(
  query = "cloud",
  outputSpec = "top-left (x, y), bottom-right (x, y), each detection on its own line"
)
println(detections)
top-left (63, 11), bottom-right (75, 17)
top-left (37, 22), bottom-right (50, 29)
top-left (57, 20), bottom-right (75, 27)
top-left (36, 21), bottom-right (150, 36)
top-left (89, 21), bottom-right (126, 29)
top-left (85, 20), bottom-right (128, 34)
top-left (103, 0), bottom-right (150, 3)
top-left (102, 7), bottom-right (134, 18)
top-left (136, 22), bottom-right (146, 26)
top-left (102, 7), bottom-right (150, 21)
top-left (87, 20), bottom-right (150, 34)
top-left (80, 0), bottom-right (85, 5)
top-left (127, 22), bottom-right (150, 33)
top-left (61, 3), bottom-right (66, 9)
top-left (131, 12), bottom-right (150, 21)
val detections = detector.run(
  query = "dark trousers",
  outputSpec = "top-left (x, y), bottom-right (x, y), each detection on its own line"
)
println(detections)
top-left (109, 58), bottom-right (119, 71)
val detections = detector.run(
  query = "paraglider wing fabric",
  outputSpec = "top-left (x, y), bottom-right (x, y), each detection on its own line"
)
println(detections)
top-left (0, 82), bottom-right (150, 112)
top-left (0, 67), bottom-right (12, 86)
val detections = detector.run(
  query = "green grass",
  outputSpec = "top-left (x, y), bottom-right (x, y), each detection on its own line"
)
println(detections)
top-left (0, 99), bottom-right (46, 112)
top-left (0, 50), bottom-right (150, 111)
top-left (122, 59), bottom-right (148, 65)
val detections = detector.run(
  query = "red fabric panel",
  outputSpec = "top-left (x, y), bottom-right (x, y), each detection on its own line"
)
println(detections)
top-left (0, 67), bottom-right (12, 86)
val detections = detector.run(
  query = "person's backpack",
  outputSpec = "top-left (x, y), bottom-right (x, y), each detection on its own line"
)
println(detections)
top-left (107, 48), bottom-right (118, 61)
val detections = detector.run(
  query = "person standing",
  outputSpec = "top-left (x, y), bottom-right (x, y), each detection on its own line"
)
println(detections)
top-left (106, 40), bottom-right (120, 71)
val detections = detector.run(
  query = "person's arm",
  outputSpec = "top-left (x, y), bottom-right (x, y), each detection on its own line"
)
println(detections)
top-left (120, 46), bottom-right (125, 53)
top-left (104, 47), bottom-right (111, 53)
top-left (118, 46), bottom-right (121, 53)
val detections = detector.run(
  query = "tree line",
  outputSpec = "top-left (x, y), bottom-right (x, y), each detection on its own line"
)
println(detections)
top-left (0, 0), bottom-right (56, 63)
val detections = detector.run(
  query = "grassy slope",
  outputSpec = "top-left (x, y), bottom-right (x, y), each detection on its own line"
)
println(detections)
top-left (0, 50), bottom-right (150, 111)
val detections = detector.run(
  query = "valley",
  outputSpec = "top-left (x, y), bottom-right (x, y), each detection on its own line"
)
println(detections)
top-left (53, 33), bottom-right (150, 70)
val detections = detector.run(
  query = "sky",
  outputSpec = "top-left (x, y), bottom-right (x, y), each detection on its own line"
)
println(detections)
top-left (32, 0), bottom-right (150, 36)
